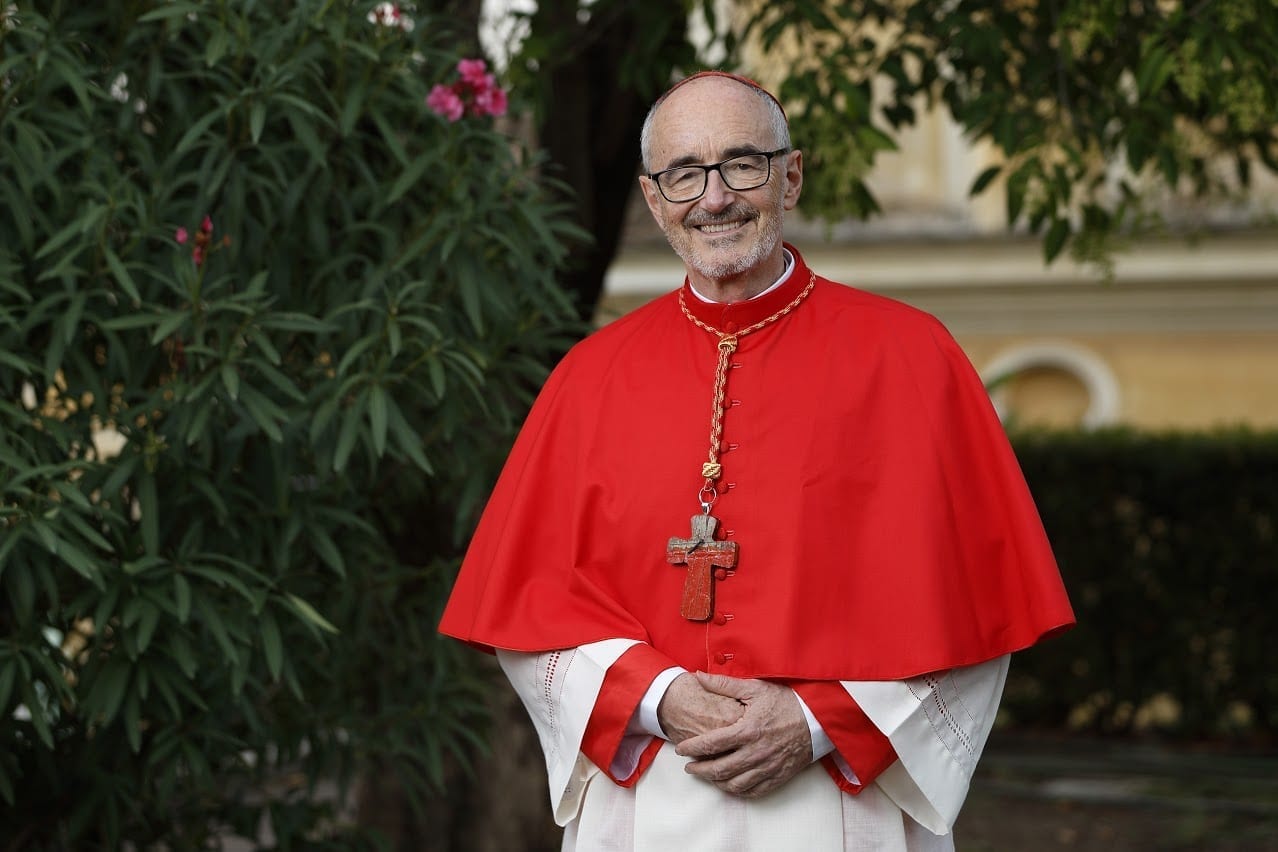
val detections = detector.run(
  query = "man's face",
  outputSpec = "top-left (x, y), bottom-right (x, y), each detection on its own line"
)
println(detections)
top-left (640, 78), bottom-right (802, 292)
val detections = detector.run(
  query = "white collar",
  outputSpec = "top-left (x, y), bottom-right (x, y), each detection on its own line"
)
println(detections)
top-left (689, 249), bottom-right (795, 304)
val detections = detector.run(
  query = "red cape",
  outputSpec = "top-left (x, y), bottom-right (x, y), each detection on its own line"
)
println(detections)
top-left (439, 246), bottom-right (1074, 680)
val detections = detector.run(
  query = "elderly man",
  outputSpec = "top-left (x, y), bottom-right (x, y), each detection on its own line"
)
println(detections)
top-left (439, 71), bottom-right (1074, 850)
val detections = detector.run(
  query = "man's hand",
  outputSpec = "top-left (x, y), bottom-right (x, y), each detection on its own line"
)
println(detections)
top-left (657, 672), bottom-right (746, 744)
top-left (674, 672), bottom-right (812, 799)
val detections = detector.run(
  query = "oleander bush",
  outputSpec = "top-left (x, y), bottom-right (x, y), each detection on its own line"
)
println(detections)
top-left (1005, 428), bottom-right (1278, 744)
top-left (0, 2), bottom-right (581, 848)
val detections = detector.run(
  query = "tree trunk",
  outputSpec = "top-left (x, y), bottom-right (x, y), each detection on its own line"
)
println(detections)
top-left (533, 0), bottom-right (688, 320)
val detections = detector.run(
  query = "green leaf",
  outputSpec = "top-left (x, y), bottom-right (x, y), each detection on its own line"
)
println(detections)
top-left (0, 349), bottom-right (32, 375)
top-left (428, 357), bottom-right (446, 399)
top-left (335, 335), bottom-right (376, 376)
top-left (173, 108), bottom-right (224, 157)
top-left (123, 691), bottom-right (142, 753)
top-left (29, 518), bottom-right (58, 553)
top-left (137, 2), bottom-right (202, 22)
top-left (169, 632), bottom-right (198, 678)
top-left (251, 358), bottom-right (305, 402)
top-left (173, 573), bottom-right (192, 623)
top-left (285, 592), bottom-right (339, 635)
top-left (333, 404), bottom-right (362, 472)
top-left (138, 471), bottom-right (159, 557)
top-left (103, 247), bottom-right (142, 304)
top-left (456, 257), bottom-right (484, 334)
top-left (237, 384), bottom-right (285, 442)
top-left (221, 363), bottom-right (240, 400)
top-left (35, 204), bottom-right (104, 260)
top-left (149, 310), bottom-right (189, 345)
top-left (970, 165), bottom-right (1001, 196)
top-left (58, 539), bottom-right (104, 587)
top-left (260, 609), bottom-right (283, 681)
top-left (309, 524), bottom-right (345, 577)
top-left (387, 156), bottom-right (433, 204)
top-left (250, 101), bottom-right (267, 144)
top-left (100, 313), bottom-right (164, 331)
top-left (136, 600), bottom-right (161, 653)
top-left (259, 311), bottom-right (331, 333)
top-left (1044, 217), bottom-right (1071, 263)
top-left (89, 657), bottom-right (131, 726)
top-left (1136, 43), bottom-right (1172, 96)
top-left (368, 383), bottom-right (388, 456)
top-left (195, 597), bottom-right (240, 666)
top-left (387, 399), bottom-right (434, 474)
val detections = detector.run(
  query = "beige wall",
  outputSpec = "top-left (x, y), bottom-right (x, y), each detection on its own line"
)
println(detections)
top-left (961, 332), bottom-right (1278, 430)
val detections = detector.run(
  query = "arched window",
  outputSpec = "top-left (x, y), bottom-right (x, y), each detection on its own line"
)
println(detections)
top-left (980, 342), bottom-right (1121, 429)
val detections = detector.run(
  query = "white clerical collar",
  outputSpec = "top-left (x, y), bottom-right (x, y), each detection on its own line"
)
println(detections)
top-left (689, 249), bottom-right (795, 304)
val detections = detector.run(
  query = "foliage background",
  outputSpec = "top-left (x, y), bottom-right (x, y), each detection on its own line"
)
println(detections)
top-left (1006, 429), bottom-right (1278, 744)
top-left (0, 1), bottom-right (581, 848)
top-left (488, 0), bottom-right (1278, 313)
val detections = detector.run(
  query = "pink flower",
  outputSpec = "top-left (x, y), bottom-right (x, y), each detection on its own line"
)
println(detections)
top-left (457, 59), bottom-right (488, 86)
top-left (473, 83), bottom-right (507, 117)
top-left (426, 84), bottom-right (464, 122)
top-left (177, 214), bottom-right (217, 267)
top-left (430, 59), bottom-right (509, 122)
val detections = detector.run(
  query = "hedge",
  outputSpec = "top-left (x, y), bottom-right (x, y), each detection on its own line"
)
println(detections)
top-left (1004, 428), bottom-right (1278, 743)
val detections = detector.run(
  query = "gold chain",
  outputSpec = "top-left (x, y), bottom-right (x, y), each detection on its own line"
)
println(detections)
top-left (679, 269), bottom-right (816, 510)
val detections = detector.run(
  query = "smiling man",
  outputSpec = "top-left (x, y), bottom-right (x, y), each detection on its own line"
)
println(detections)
top-left (439, 71), bottom-right (1074, 851)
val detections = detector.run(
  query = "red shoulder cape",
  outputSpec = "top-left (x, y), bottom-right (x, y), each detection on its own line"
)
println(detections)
top-left (439, 246), bottom-right (1074, 680)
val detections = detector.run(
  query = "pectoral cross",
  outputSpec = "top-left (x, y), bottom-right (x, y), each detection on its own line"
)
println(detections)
top-left (667, 513), bottom-right (738, 621)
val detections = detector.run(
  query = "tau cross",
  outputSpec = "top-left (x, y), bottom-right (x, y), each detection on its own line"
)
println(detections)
top-left (667, 514), bottom-right (738, 621)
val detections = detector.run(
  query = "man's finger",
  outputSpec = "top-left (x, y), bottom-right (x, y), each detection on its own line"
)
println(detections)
top-left (693, 670), bottom-right (756, 700)
top-left (674, 722), bottom-right (747, 758)
top-left (683, 747), bottom-right (756, 782)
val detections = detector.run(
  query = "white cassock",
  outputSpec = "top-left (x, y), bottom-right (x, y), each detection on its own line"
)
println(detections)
top-left (497, 640), bottom-right (1009, 852)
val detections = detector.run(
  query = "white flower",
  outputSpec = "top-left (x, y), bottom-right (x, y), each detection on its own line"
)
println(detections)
top-left (91, 425), bottom-right (128, 461)
top-left (109, 72), bottom-right (129, 103)
top-left (1, 4), bottom-right (18, 31)
top-left (367, 2), bottom-right (414, 31)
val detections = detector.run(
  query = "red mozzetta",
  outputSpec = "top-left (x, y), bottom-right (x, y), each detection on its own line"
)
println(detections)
top-left (439, 245), bottom-right (1074, 681)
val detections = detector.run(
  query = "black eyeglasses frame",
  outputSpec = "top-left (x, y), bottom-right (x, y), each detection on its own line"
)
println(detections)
top-left (647, 148), bottom-right (791, 203)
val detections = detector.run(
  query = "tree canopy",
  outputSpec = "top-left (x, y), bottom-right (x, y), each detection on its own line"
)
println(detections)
top-left (497, 0), bottom-right (1278, 311)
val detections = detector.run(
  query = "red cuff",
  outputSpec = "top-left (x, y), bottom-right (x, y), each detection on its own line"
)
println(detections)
top-left (788, 680), bottom-right (897, 794)
top-left (580, 643), bottom-right (676, 786)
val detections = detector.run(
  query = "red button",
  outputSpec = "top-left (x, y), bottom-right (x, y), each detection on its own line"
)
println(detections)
top-left (714, 568), bottom-right (727, 580)
top-left (724, 321), bottom-right (739, 334)
top-left (713, 613), bottom-right (728, 625)
top-left (713, 652), bottom-right (728, 664)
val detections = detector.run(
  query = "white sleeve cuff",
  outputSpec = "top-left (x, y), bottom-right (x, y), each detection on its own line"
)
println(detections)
top-left (628, 666), bottom-right (686, 738)
top-left (794, 691), bottom-right (836, 762)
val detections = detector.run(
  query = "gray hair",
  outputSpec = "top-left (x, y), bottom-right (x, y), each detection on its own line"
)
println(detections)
top-left (639, 78), bottom-right (791, 173)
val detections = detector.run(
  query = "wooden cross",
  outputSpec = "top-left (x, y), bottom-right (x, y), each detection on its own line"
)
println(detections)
top-left (667, 514), bottom-right (738, 621)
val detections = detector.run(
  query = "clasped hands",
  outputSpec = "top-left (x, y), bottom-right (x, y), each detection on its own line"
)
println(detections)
top-left (656, 671), bottom-right (812, 799)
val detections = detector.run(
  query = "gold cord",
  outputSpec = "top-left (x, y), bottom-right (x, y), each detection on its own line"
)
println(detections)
top-left (679, 269), bottom-right (816, 509)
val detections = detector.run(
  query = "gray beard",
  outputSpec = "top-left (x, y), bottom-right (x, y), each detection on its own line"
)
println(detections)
top-left (669, 209), bottom-right (783, 283)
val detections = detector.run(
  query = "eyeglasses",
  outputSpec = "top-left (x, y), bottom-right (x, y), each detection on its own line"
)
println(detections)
top-left (648, 148), bottom-right (790, 203)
